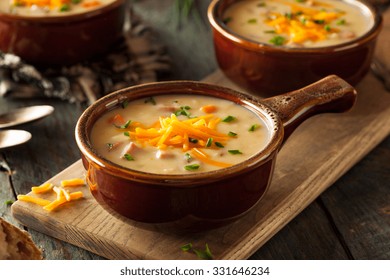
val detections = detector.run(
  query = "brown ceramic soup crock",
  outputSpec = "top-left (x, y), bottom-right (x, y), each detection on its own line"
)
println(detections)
top-left (208, 0), bottom-right (382, 97)
top-left (75, 75), bottom-right (356, 230)
top-left (0, 0), bottom-right (126, 66)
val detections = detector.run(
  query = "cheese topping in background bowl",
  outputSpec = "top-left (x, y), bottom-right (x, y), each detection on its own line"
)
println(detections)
top-left (223, 0), bottom-right (375, 48)
top-left (0, 0), bottom-right (116, 17)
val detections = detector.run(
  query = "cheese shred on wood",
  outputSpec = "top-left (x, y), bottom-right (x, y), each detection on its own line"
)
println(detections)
top-left (17, 178), bottom-right (85, 212)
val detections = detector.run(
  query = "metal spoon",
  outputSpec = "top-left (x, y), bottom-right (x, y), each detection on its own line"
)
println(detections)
top-left (0, 105), bottom-right (54, 129)
top-left (371, 57), bottom-right (390, 92)
top-left (0, 130), bottom-right (32, 149)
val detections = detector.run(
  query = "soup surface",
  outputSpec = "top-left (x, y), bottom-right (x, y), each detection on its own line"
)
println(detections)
top-left (223, 0), bottom-right (374, 47)
top-left (0, 0), bottom-right (116, 16)
top-left (90, 95), bottom-right (270, 174)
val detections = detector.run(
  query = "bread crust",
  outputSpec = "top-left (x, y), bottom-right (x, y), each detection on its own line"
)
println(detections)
top-left (0, 218), bottom-right (42, 260)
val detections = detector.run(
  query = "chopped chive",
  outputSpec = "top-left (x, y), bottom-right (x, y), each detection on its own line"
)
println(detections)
top-left (206, 138), bottom-right (213, 147)
top-left (264, 30), bottom-right (276, 34)
top-left (222, 115), bottom-right (236, 122)
top-left (248, 18), bottom-right (257, 24)
top-left (270, 35), bottom-right (286, 46)
top-left (144, 96), bottom-right (156, 105)
top-left (181, 243), bottom-right (193, 252)
top-left (59, 4), bottom-right (70, 11)
top-left (336, 19), bottom-right (346, 25)
top-left (71, 0), bottom-right (81, 3)
top-left (175, 106), bottom-right (192, 118)
top-left (121, 100), bottom-right (129, 109)
top-left (185, 164), bottom-right (200, 171)
top-left (215, 142), bottom-right (224, 148)
top-left (284, 13), bottom-right (292, 20)
top-left (189, 138), bottom-right (198, 144)
top-left (123, 153), bottom-right (134, 161)
top-left (193, 244), bottom-right (213, 260)
top-left (324, 25), bottom-right (331, 32)
top-left (257, 2), bottom-right (266, 7)
top-left (124, 131), bottom-right (130, 137)
top-left (314, 19), bottom-right (325, 24)
top-left (184, 153), bottom-right (192, 162)
top-left (114, 120), bottom-right (131, 129)
top-left (228, 131), bottom-right (237, 137)
top-left (5, 200), bottom-right (14, 206)
top-left (228, 149), bottom-right (242, 155)
top-left (223, 17), bottom-right (232, 24)
top-left (249, 124), bottom-right (260, 132)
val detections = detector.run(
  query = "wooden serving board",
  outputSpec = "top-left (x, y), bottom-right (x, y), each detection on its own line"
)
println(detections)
top-left (11, 71), bottom-right (390, 260)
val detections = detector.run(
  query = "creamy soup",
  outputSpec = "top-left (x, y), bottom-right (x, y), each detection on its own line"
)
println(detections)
top-left (223, 0), bottom-right (374, 47)
top-left (0, 0), bottom-right (116, 17)
top-left (90, 95), bottom-right (270, 174)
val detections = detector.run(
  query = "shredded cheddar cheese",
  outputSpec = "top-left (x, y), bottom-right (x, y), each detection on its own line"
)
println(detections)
top-left (61, 178), bottom-right (85, 187)
top-left (31, 182), bottom-right (53, 194)
top-left (17, 195), bottom-right (51, 206)
top-left (128, 114), bottom-right (230, 151)
top-left (266, 0), bottom-right (344, 44)
top-left (17, 178), bottom-right (85, 211)
top-left (10, 0), bottom-right (102, 10)
top-left (190, 148), bottom-right (233, 168)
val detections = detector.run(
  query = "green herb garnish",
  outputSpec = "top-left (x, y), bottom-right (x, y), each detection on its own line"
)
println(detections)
top-left (193, 244), bottom-right (213, 260)
top-left (314, 19), bottom-right (325, 24)
top-left (144, 96), bottom-right (156, 105)
top-left (270, 35), bottom-right (286, 46)
top-left (249, 124), bottom-right (260, 132)
top-left (123, 154), bottom-right (134, 161)
top-left (223, 17), bottom-right (233, 24)
top-left (264, 30), bottom-right (276, 34)
top-left (189, 138), bottom-right (198, 144)
top-left (181, 243), bottom-right (193, 252)
top-left (228, 131), bottom-right (237, 137)
top-left (107, 143), bottom-right (114, 150)
top-left (185, 164), bottom-right (200, 171)
top-left (228, 149), bottom-right (242, 155)
top-left (336, 19), bottom-right (346, 25)
top-left (71, 0), bottom-right (82, 3)
top-left (206, 138), bottom-right (213, 147)
top-left (180, 243), bottom-right (213, 260)
top-left (124, 131), bottom-right (130, 137)
top-left (5, 200), bottom-right (14, 206)
top-left (184, 153), bottom-right (192, 162)
top-left (215, 142), bottom-right (224, 148)
top-left (175, 106), bottom-right (192, 118)
top-left (114, 120), bottom-right (131, 129)
top-left (248, 18), bottom-right (257, 24)
top-left (121, 100), bottom-right (129, 109)
top-left (59, 4), bottom-right (70, 12)
top-left (324, 24), bottom-right (331, 32)
top-left (222, 115), bottom-right (236, 122)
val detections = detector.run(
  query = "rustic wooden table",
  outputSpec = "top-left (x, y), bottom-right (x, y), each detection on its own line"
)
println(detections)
top-left (1, 0), bottom-right (390, 259)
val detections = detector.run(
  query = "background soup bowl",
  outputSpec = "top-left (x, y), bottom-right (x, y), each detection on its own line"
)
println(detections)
top-left (0, 0), bottom-right (126, 66)
top-left (75, 75), bottom-right (356, 230)
top-left (208, 0), bottom-right (382, 97)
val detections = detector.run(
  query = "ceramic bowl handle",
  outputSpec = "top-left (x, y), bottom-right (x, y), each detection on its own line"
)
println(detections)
top-left (261, 75), bottom-right (357, 140)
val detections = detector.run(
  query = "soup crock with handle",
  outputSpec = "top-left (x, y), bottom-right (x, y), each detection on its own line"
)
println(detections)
top-left (75, 75), bottom-right (356, 230)
top-left (0, 0), bottom-right (126, 66)
top-left (207, 0), bottom-right (382, 97)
